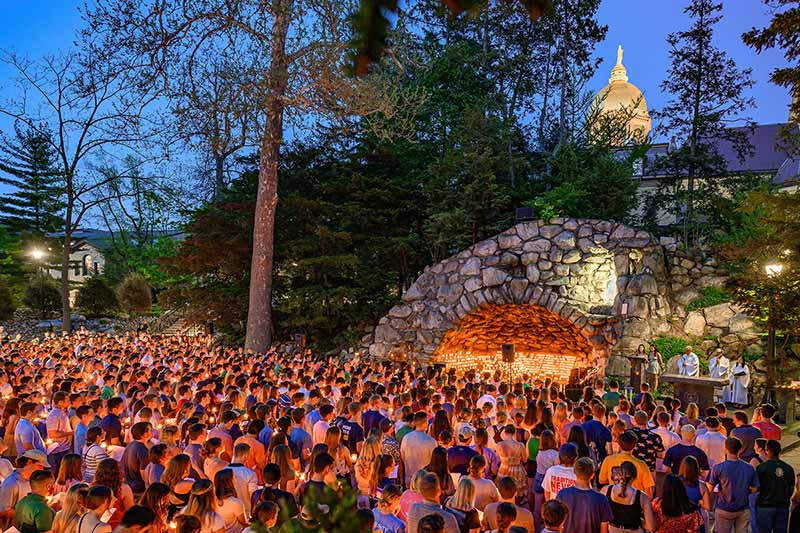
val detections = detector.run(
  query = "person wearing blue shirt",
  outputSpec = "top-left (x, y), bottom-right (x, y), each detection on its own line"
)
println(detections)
top-left (582, 403), bottom-right (612, 462)
top-left (709, 436), bottom-right (759, 533)
top-left (556, 457), bottom-right (613, 533)
top-left (72, 405), bottom-right (93, 455)
top-left (14, 403), bottom-right (46, 457)
top-left (288, 408), bottom-right (313, 468)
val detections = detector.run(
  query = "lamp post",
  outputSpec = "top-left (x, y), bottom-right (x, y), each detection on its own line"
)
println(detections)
top-left (763, 261), bottom-right (783, 405)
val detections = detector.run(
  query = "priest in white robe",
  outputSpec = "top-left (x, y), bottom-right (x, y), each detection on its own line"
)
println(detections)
top-left (677, 346), bottom-right (700, 377)
top-left (729, 355), bottom-right (750, 407)
top-left (708, 348), bottom-right (731, 403)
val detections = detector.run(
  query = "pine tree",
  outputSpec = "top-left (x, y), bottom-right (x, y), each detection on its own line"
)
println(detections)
top-left (650, 0), bottom-right (755, 248)
top-left (0, 124), bottom-right (64, 235)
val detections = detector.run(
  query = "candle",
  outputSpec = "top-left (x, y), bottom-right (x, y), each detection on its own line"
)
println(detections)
top-left (351, 453), bottom-right (358, 462)
top-left (169, 521), bottom-right (176, 530)
top-left (298, 472), bottom-right (306, 481)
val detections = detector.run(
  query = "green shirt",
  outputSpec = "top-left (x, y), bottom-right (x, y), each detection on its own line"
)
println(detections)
top-left (100, 385), bottom-right (115, 400)
top-left (396, 424), bottom-right (413, 443)
top-left (602, 391), bottom-right (621, 412)
top-left (757, 459), bottom-right (795, 508)
top-left (15, 493), bottom-right (54, 533)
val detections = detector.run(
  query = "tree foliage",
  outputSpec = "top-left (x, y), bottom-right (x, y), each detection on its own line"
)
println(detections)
top-left (117, 273), bottom-right (153, 315)
top-left (647, 0), bottom-right (755, 247)
top-left (75, 276), bottom-right (119, 318)
top-left (23, 274), bottom-right (62, 319)
top-left (0, 123), bottom-right (64, 235)
top-left (0, 278), bottom-right (15, 320)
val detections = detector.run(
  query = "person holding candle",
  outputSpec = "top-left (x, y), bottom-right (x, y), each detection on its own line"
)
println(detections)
top-left (46, 392), bottom-right (75, 476)
top-left (226, 444), bottom-right (258, 518)
top-left (15, 402), bottom-right (47, 458)
top-left (140, 482), bottom-right (170, 533)
top-left (178, 480), bottom-right (224, 533)
top-left (213, 469), bottom-right (247, 533)
top-left (14, 469), bottom-right (55, 533)
top-left (76, 485), bottom-right (113, 533)
top-left (122, 422), bottom-right (153, 498)
top-left (81, 427), bottom-right (109, 483)
top-left (51, 482), bottom-right (89, 533)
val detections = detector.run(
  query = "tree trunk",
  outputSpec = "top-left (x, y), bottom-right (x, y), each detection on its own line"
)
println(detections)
top-left (244, 0), bottom-right (291, 354)
top-left (214, 155), bottom-right (225, 202)
top-left (558, 0), bottom-right (570, 146)
top-left (61, 210), bottom-right (72, 333)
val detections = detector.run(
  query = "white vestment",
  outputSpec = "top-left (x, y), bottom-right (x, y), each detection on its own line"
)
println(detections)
top-left (677, 353), bottom-right (700, 377)
top-left (729, 363), bottom-right (750, 405)
top-left (709, 355), bottom-right (731, 402)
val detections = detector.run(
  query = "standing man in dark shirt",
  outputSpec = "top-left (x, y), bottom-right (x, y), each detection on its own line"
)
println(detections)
top-left (756, 440), bottom-right (795, 533)
top-left (731, 411), bottom-right (763, 462)
top-left (447, 426), bottom-right (478, 476)
top-left (253, 463), bottom-right (299, 525)
top-left (630, 411), bottom-right (663, 472)
top-left (361, 395), bottom-right (387, 435)
top-left (709, 437), bottom-right (759, 533)
top-left (716, 403), bottom-right (736, 435)
top-left (582, 404), bottom-right (612, 462)
top-left (297, 453), bottom-right (335, 507)
top-left (121, 422), bottom-right (152, 497)
top-left (339, 402), bottom-right (365, 455)
top-left (100, 397), bottom-right (124, 446)
top-left (663, 425), bottom-right (710, 475)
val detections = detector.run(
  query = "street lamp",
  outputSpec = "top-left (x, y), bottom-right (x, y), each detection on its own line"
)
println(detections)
top-left (29, 248), bottom-right (46, 261)
top-left (763, 260), bottom-right (784, 405)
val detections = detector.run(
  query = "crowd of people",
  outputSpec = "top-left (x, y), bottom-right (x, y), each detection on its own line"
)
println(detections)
top-left (0, 329), bottom-right (797, 533)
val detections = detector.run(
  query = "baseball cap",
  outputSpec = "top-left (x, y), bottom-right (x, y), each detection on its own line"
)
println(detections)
top-left (22, 449), bottom-right (51, 468)
top-left (458, 425), bottom-right (474, 442)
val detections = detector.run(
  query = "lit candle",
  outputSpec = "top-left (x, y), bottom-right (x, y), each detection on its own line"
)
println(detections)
top-left (351, 453), bottom-right (358, 462)
top-left (298, 472), bottom-right (306, 481)
top-left (209, 416), bottom-right (215, 424)
top-left (169, 521), bottom-right (176, 530)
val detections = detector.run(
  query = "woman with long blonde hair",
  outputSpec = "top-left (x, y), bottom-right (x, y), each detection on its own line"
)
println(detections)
top-left (445, 477), bottom-right (481, 533)
top-left (179, 480), bottom-right (224, 533)
top-left (355, 435), bottom-right (382, 495)
top-left (270, 444), bottom-right (297, 492)
top-left (162, 454), bottom-right (194, 520)
top-left (52, 483), bottom-right (89, 533)
top-left (323, 425), bottom-right (352, 483)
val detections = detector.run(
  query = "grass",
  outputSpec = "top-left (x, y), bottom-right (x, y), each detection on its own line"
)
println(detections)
top-left (686, 286), bottom-right (730, 311)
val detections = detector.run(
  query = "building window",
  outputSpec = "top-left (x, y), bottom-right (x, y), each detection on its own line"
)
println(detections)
top-left (83, 255), bottom-right (92, 276)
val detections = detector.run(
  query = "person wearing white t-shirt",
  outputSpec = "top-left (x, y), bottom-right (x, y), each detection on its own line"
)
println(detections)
top-left (400, 413), bottom-right (436, 486)
top-left (312, 405), bottom-right (335, 446)
top-left (542, 444), bottom-right (578, 501)
top-left (226, 444), bottom-right (258, 516)
top-left (214, 469), bottom-right (248, 533)
top-left (653, 412), bottom-right (680, 473)
top-left (695, 416), bottom-right (727, 469)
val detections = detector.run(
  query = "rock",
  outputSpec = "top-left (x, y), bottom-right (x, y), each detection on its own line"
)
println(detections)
top-left (521, 252), bottom-right (539, 265)
top-left (539, 225), bottom-right (562, 239)
top-left (523, 239), bottom-right (551, 253)
top-left (509, 278), bottom-right (529, 302)
top-left (498, 234), bottom-right (522, 249)
top-left (388, 305), bottom-right (413, 318)
top-left (538, 259), bottom-right (553, 271)
top-left (516, 223), bottom-right (539, 240)
top-left (549, 249), bottom-right (563, 262)
top-left (683, 311), bottom-right (706, 337)
top-left (703, 303), bottom-right (735, 328)
top-left (578, 225), bottom-right (593, 238)
top-left (610, 225), bottom-right (636, 240)
top-left (460, 257), bottom-right (481, 276)
top-left (473, 239), bottom-right (498, 257)
top-left (673, 289), bottom-right (699, 306)
top-left (554, 264), bottom-right (570, 276)
top-left (464, 277), bottom-right (482, 292)
top-left (626, 274), bottom-right (658, 295)
top-left (526, 265), bottom-right (540, 284)
top-left (562, 249), bottom-right (582, 264)
top-left (437, 284), bottom-right (463, 305)
top-left (402, 283), bottom-right (425, 302)
top-left (728, 313), bottom-right (755, 333)
top-left (482, 268), bottom-right (507, 287)
top-left (553, 231), bottom-right (576, 249)
top-left (375, 324), bottom-right (401, 343)
top-left (606, 355), bottom-right (632, 377)
top-left (499, 252), bottom-right (520, 267)
top-left (563, 219), bottom-right (579, 231)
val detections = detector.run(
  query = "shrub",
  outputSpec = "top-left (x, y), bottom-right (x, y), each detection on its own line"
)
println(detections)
top-left (23, 274), bottom-right (62, 319)
top-left (117, 273), bottom-right (152, 315)
top-left (686, 286), bottom-right (730, 311)
top-left (76, 276), bottom-right (119, 318)
top-left (0, 278), bottom-right (15, 320)
top-left (652, 335), bottom-right (690, 362)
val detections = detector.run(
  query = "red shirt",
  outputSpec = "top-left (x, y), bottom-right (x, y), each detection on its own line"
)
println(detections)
top-left (752, 420), bottom-right (782, 440)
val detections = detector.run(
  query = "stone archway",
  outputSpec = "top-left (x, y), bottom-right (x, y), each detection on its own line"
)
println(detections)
top-left (367, 218), bottom-right (672, 381)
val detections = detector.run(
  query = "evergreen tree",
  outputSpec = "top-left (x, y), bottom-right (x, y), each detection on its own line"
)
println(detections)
top-left (649, 0), bottom-right (755, 247)
top-left (0, 124), bottom-right (64, 234)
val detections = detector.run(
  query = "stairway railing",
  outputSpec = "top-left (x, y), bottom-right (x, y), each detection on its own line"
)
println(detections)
top-left (148, 305), bottom-right (188, 335)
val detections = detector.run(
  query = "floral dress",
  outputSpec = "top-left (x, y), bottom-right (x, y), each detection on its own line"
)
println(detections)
top-left (496, 437), bottom-right (528, 498)
top-left (652, 498), bottom-right (702, 533)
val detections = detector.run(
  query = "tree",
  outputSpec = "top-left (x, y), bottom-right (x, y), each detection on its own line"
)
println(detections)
top-left (650, 0), bottom-right (755, 248)
top-left (0, 278), bottom-right (15, 320)
top-left (743, 0), bottom-right (800, 153)
top-left (23, 273), bottom-right (61, 319)
top-left (117, 273), bottom-right (152, 315)
top-left (0, 123), bottom-right (64, 235)
top-left (0, 50), bottom-right (151, 333)
top-left (75, 276), bottom-right (119, 318)
top-left (719, 188), bottom-right (800, 391)
top-left (87, 0), bottom-right (424, 353)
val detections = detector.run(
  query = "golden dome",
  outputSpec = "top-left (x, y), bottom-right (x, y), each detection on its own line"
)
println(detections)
top-left (594, 46), bottom-right (651, 141)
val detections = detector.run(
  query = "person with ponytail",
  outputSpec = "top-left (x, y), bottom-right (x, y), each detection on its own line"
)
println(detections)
top-left (178, 479), bottom-right (224, 533)
top-left (603, 460), bottom-right (655, 533)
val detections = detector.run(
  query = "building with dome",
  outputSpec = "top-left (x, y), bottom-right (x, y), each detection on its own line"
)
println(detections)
top-left (592, 45), bottom-right (799, 226)
top-left (593, 45), bottom-right (651, 143)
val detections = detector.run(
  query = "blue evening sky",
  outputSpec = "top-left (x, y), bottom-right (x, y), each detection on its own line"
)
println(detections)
top-left (0, 1), bottom-right (791, 141)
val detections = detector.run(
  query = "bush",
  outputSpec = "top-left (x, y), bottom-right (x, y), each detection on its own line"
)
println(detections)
top-left (23, 274), bottom-right (62, 319)
top-left (117, 273), bottom-right (152, 315)
top-left (76, 276), bottom-right (119, 318)
top-left (0, 278), bottom-right (15, 320)
top-left (652, 335), bottom-right (690, 362)
top-left (686, 286), bottom-right (730, 311)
